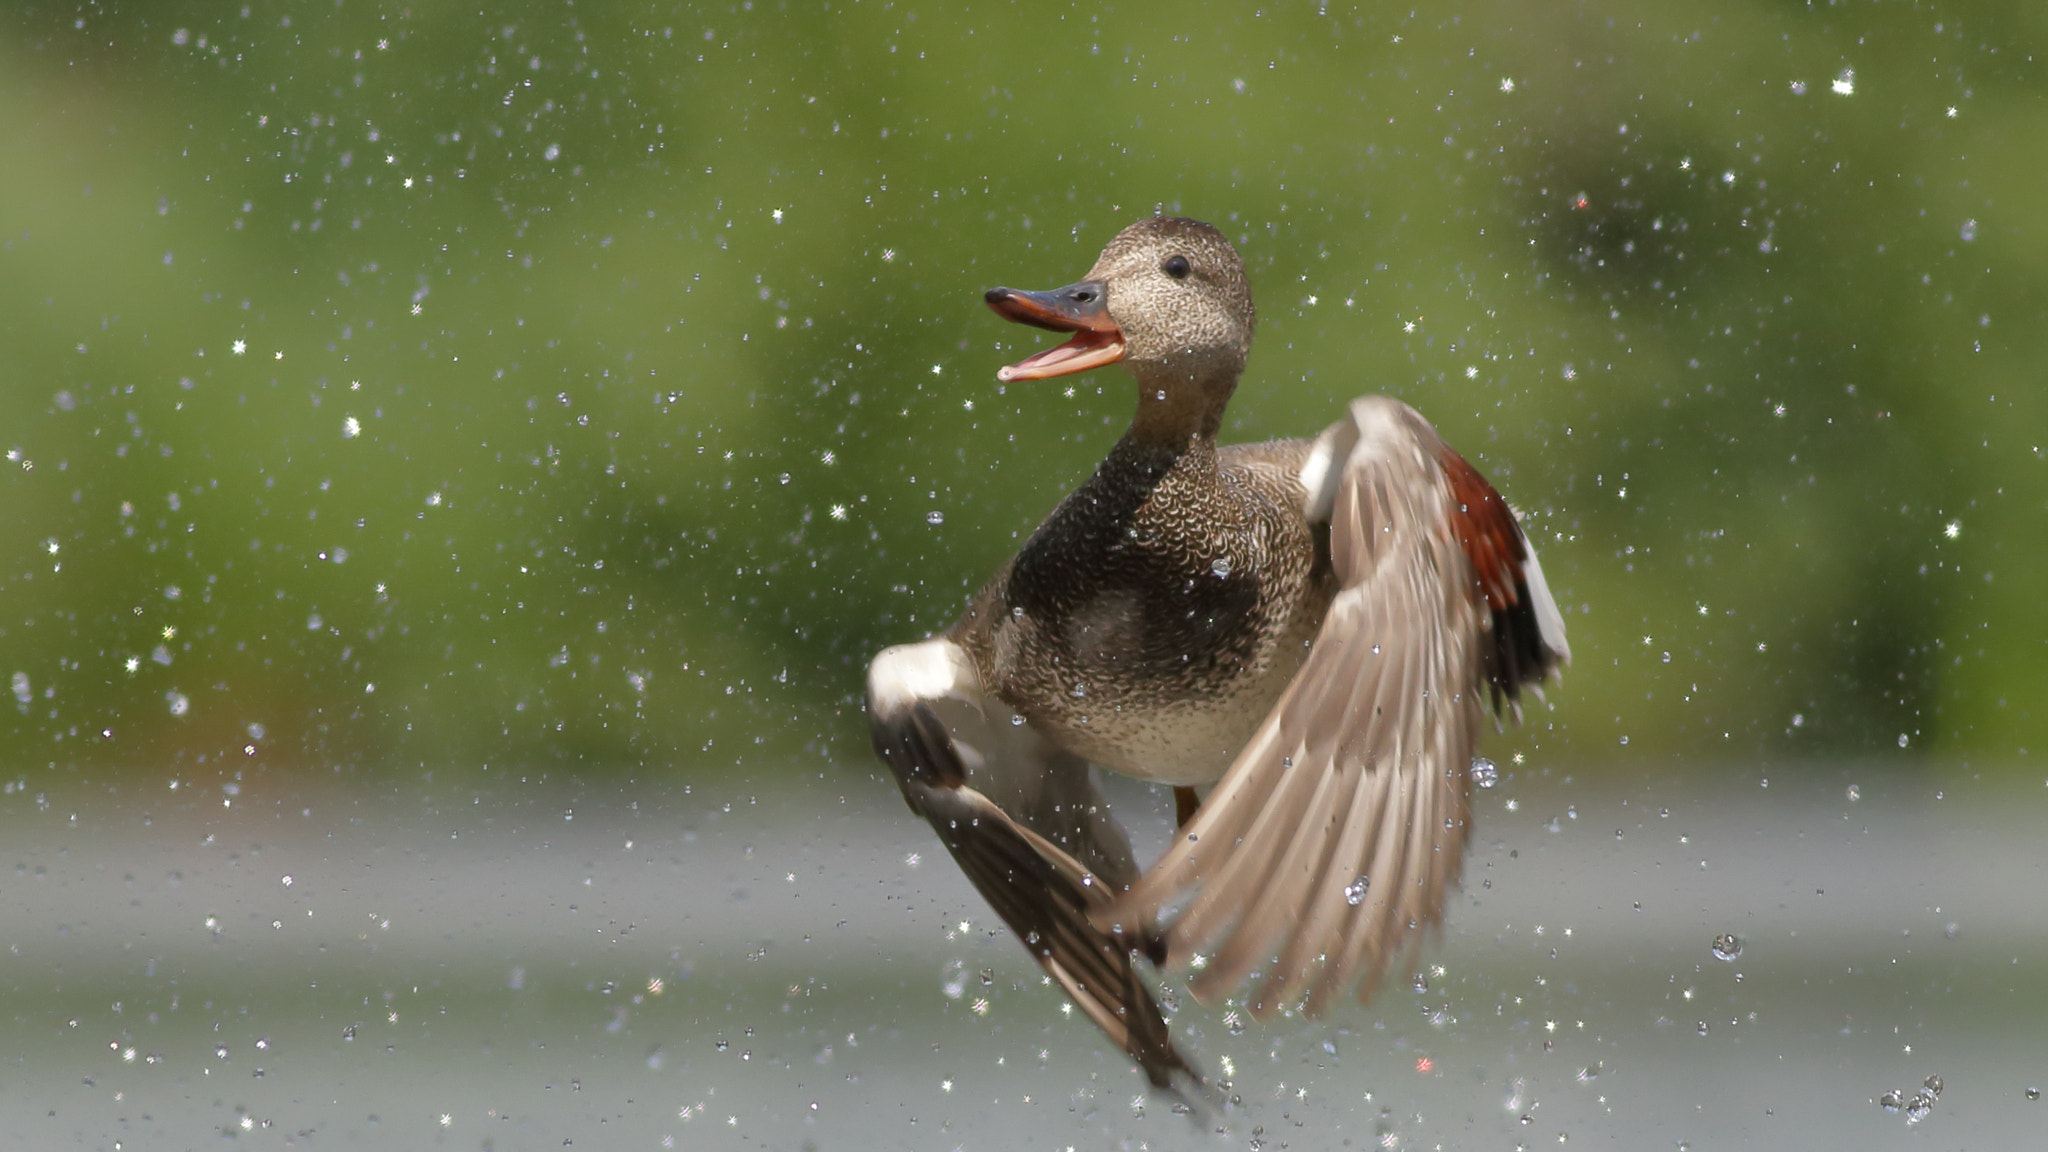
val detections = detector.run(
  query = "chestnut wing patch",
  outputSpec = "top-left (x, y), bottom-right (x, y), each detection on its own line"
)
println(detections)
top-left (1437, 447), bottom-right (1525, 611)
top-left (1436, 446), bottom-right (1562, 711)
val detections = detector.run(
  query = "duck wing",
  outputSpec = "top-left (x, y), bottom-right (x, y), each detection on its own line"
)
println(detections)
top-left (1103, 396), bottom-right (1568, 1018)
top-left (868, 642), bottom-right (1204, 1095)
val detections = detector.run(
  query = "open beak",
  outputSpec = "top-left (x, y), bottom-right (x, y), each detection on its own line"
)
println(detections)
top-left (984, 281), bottom-right (1126, 382)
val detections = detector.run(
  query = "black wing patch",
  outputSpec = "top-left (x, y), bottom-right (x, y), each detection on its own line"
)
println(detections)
top-left (1438, 446), bottom-right (1567, 712)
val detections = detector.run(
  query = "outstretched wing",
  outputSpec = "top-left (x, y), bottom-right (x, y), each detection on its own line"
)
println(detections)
top-left (1105, 396), bottom-right (1568, 1018)
top-left (868, 641), bottom-right (1204, 1095)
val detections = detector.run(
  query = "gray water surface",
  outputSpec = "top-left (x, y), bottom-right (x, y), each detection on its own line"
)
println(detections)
top-left (5, 763), bottom-right (2044, 1149)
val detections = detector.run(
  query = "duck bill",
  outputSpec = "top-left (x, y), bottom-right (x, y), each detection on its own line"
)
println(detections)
top-left (984, 281), bottom-right (1126, 382)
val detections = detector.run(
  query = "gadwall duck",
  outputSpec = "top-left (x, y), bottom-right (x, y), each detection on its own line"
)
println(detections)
top-left (867, 216), bottom-right (1569, 1092)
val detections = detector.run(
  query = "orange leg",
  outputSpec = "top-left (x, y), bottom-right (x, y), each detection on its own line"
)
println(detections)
top-left (1173, 786), bottom-right (1200, 829)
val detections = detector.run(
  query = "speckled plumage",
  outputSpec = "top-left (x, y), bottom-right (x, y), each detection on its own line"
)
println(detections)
top-left (865, 216), bottom-right (1570, 1093)
top-left (953, 436), bottom-right (1331, 785)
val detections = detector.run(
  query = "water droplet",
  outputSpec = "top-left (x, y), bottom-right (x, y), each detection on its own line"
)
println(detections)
top-left (214, 1045), bottom-right (229, 1060)
top-left (1577, 1062), bottom-right (1602, 1082)
top-left (715, 1038), bottom-right (729, 1052)
top-left (1878, 1089), bottom-right (1903, 1113)
top-left (1469, 757), bottom-right (1499, 788)
top-left (1904, 1091), bottom-right (1933, 1123)
top-left (1343, 876), bottom-right (1369, 905)
top-left (1412, 973), bottom-right (1429, 994)
top-left (1009, 713), bottom-right (1026, 726)
top-left (1210, 556), bottom-right (1232, 577)
top-left (1225, 1011), bottom-right (1245, 1036)
top-left (1846, 784), bottom-right (1861, 801)
top-left (925, 510), bottom-right (945, 525)
top-left (1959, 219), bottom-right (1978, 242)
top-left (1710, 934), bottom-right (1742, 962)
top-left (1158, 984), bottom-right (1181, 1015)
top-left (1695, 1021), bottom-right (1709, 1036)
top-left (2027, 1087), bottom-right (2041, 1101)
top-left (940, 959), bottom-right (968, 1000)
top-left (1923, 1074), bottom-right (1943, 1099)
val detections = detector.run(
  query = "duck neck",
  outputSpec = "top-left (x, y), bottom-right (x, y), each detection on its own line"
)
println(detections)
top-left (1124, 360), bottom-right (1235, 447)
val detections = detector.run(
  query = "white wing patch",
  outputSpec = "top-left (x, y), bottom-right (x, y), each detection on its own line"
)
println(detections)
top-left (867, 637), bottom-right (979, 718)
top-left (1296, 430), bottom-right (1346, 523)
top-left (1518, 538), bottom-right (1571, 663)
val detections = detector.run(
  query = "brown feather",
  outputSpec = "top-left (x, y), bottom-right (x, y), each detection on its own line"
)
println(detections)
top-left (873, 217), bottom-right (1570, 1088)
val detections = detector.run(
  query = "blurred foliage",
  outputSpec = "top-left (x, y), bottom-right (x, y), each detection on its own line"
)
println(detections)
top-left (1, 0), bottom-right (2042, 789)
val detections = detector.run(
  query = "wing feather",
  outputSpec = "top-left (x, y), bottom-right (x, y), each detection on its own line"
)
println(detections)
top-left (1188, 747), bottom-right (1349, 1001)
top-left (1166, 728), bottom-right (1310, 965)
top-left (1107, 396), bottom-right (1551, 1016)
top-left (869, 675), bottom-right (1204, 1094)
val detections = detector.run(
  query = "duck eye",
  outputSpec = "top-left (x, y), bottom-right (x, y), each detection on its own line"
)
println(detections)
top-left (1162, 254), bottom-right (1191, 279)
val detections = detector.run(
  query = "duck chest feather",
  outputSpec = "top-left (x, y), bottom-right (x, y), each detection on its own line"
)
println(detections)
top-left (954, 437), bottom-right (1330, 782)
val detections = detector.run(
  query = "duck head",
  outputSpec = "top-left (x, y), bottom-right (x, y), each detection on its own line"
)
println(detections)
top-left (986, 216), bottom-right (1255, 440)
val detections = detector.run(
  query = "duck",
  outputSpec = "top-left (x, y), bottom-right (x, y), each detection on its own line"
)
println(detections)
top-left (866, 215), bottom-right (1569, 1093)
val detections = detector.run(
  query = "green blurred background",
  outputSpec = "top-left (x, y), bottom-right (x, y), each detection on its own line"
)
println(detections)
top-left (1, 0), bottom-right (2041, 789)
